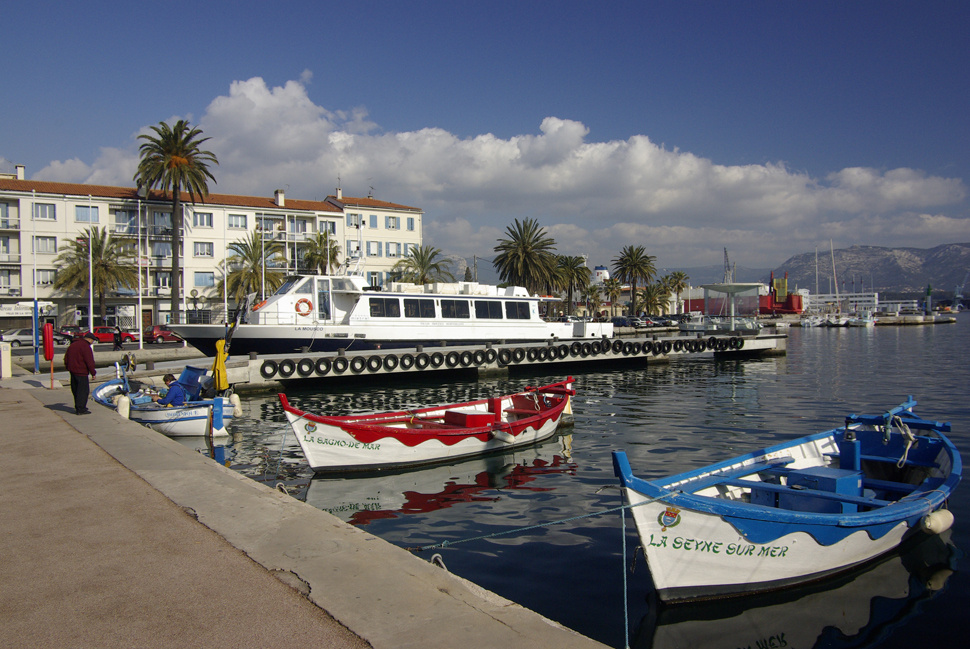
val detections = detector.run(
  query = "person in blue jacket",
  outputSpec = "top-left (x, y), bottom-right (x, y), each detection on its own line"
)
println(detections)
top-left (152, 374), bottom-right (185, 407)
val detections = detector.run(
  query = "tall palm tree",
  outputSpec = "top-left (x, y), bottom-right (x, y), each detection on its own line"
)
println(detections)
top-left (216, 230), bottom-right (286, 304)
top-left (301, 231), bottom-right (341, 274)
top-left (667, 270), bottom-right (690, 314)
top-left (602, 277), bottom-right (622, 317)
top-left (492, 218), bottom-right (557, 295)
top-left (611, 245), bottom-right (657, 315)
top-left (556, 255), bottom-right (592, 316)
top-left (53, 226), bottom-right (138, 326)
top-left (391, 245), bottom-right (455, 285)
top-left (134, 120), bottom-right (218, 322)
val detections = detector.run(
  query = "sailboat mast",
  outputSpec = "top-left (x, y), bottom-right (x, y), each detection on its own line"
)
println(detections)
top-left (830, 240), bottom-right (840, 314)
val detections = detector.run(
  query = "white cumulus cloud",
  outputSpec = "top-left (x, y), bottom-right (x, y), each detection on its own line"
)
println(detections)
top-left (32, 74), bottom-right (968, 268)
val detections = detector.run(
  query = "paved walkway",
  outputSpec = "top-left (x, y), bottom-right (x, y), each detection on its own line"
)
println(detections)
top-left (0, 387), bottom-right (369, 649)
top-left (0, 363), bottom-right (606, 649)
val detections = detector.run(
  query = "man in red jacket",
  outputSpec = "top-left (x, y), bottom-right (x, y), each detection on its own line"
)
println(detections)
top-left (64, 332), bottom-right (98, 415)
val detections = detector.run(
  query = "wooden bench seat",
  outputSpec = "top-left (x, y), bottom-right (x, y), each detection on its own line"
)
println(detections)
top-left (682, 458), bottom-right (794, 493)
top-left (720, 478), bottom-right (892, 507)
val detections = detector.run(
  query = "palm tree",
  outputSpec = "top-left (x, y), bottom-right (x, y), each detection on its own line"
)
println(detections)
top-left (556, 255), bottom-right (591, 316)
top-left (667, 270), bottom-right (690, 315)
top-left (611, 245), bottom-right (657, 315)
top-left (216, 230), bottom-right (285, 304)
top-left (602, 277), bottom-right (622, 317)
top-left (301, 231), bottom-right (341, 274)
top-left (582, 284), bottom-right (603, 319)
top-left (53, 226), bottom-right (138, 326)
top-left (637, 283), bottom-right (667, 316)
top-left (391, 245), bottom-right (455, 284)
top-left (493, 218), bottom-right (557, 295)
top-left (134, 120), bottom-right (218, 322)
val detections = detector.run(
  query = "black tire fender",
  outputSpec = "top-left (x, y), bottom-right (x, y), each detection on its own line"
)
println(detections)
top-left (570, 341), bottom-right (582, 356)
top-left (512, 348), bottom-right (526, 363)
top-left (484, 349), bottom-right (498, 363)
top-left (498, 349), bottom-right (512, 365)
top-left (416, 353), bottom-right (431, 369)
top-left (315, 357), bottom-right (332, 375)
top-left (332, 357), bottom-right (349, 373)
top-left (399, 353), bottom-right (415, 370)
top-left (259, 360), bottom-right (278, 379)
top-left (278, 359), bottom-right (296, 377)
top-left (367, 355), bottom-right (383, 372)
top-left (611, 339), bottom-right (624, 354)
top-left (473, 350), bottom-right (487, 365)
top-left (445, 351), bottom-right (461, 368)
top-left (350, 356), bottom-right (367, 373)
top-left (296, 358), bottom-right (315, 377)
top-left (383, 354), bottom-right (399, 371)
top-left (459, 351), bottom-right (474, 367)
top-left (527, 347), bottom-right (539, 362)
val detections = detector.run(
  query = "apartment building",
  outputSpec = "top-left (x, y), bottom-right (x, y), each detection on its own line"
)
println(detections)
top-left (0, 165), bottom-right (423, 330)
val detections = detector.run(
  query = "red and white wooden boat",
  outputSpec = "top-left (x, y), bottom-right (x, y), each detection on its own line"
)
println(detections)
top-left (279, 378), bottom-right (575, 473)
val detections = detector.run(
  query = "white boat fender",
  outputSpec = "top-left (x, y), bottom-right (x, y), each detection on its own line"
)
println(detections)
top-left (230, 394), bottom-right (242, 417)
top-left (920, 509), bottom-right (954, 535)
top-left (117, 395), bottom-right (131, 420)
top-left (491, 430), bottom-right (516, 444)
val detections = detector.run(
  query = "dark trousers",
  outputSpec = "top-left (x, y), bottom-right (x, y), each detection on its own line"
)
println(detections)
top-left (70, 373), bottom-right (90, 413)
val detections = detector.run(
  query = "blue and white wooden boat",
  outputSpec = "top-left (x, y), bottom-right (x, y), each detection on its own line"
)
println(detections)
top-left (93, 365), bottom-right (241, 437)
top-left (613, 397), bottom-right (961, 602)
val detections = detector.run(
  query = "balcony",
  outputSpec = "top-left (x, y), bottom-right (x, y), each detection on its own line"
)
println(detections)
top-left (0, 218), bottom-right (21, 230)
top-left (0, 253), bottom-right (22, 265)
top-left (0, 286), bottom-right (22, 296)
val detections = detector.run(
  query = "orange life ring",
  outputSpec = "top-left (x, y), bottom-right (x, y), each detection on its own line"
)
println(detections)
top-left (252, 300), bottom-right (267, 311)
top-left (295, 298), bottom-right (313, 316)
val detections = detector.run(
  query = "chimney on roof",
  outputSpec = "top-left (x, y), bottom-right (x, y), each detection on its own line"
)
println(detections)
top-left (275, 189), bottom-right (285, 207)
top-left (336, 187), bottom-right (342, 200)
top-left (15, 165), bottom-right (25, 180)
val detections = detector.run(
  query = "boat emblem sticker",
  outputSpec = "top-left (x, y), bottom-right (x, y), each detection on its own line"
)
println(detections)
top-left (658, 506), bottom-right (682, 531)
top-left (304, 422), bottom-right (317, 433)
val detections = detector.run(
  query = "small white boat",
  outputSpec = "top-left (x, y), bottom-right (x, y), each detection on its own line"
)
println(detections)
top-left (280, 378), bottom-right (575, 473)
top-left (93, 365), bottom-right (241, 437)
top-left (847, 312), bottom-right (877, 327)
top-left (613, 397), bottom-right (961, 602)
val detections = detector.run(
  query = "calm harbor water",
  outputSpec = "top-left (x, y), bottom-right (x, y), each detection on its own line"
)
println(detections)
top-left (216, 314), bottom-right (969, 648)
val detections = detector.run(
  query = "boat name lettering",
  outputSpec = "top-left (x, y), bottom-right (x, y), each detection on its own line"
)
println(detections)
top-left (661, 537), bottom-right (789, 558)
top-left (303, 434), bottom-right (380, 451)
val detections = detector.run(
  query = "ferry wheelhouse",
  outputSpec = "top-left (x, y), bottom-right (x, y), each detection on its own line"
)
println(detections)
top-left (168, 274), bottom-right (612, 356)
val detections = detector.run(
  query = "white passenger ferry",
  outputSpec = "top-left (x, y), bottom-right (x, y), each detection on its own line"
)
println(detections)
top-left (168, 274), bottom-right (612, 356)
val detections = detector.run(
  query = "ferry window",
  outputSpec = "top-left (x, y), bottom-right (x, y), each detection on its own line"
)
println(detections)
top-left (441, 299), bottom-right (470, 319)
top-left (369, 297), bottom-right (401, 318)
top-left (404, 298), bottom-right (435, 318)
top-left (474, 300), bottom-right (503, 319)
top-left (505, 301), bottom-right (530, 319)
top-left (274, 277), bottom-right (302, 295)
top-left (317, 280), bottom-right (331, 319)
top-left (293, 279), bottom-right (313, 294)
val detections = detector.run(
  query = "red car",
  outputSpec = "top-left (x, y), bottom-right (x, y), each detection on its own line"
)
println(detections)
top-left (143, 325), bottom-right (183, 344)
top-left (91, 326), bottom-right (137, 343)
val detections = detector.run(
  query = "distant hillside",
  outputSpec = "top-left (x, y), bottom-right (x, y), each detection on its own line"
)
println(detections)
top-left (769, 243), bottom-right (970, 294)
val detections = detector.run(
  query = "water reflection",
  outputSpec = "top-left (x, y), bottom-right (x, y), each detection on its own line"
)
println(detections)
top-left (633, 532), bottom-right (960, 649)
top-left (305, 433), bottom-right (575, 526)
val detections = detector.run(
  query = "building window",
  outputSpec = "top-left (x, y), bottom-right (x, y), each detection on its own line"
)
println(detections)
top-left (193, 212), bottom-right (213, 228)
top-left (33, 236), bottom-right (57, 254)
top-left (155, 272), bottom-right (171, 288)
top-left (407, 217), bottom-right (415, 231)
top-left (0, 269), bottom-right (9, 287)
top-left (75, 205), bottom-right (99, 222)
top-left (228, 214), bottom-right (247, 229)
top-left (291, 219), bottom-right (307, 233)
top-left (113, 210), bottom-right (138, 234)
top-left (347, 213), bottom-right (361, 227)
top-left (35, 269), bottom-right (56, 285)
top-left (386, 241), bottom-right (401, 258)
top-left (385, 216), bottom-right (400, 230)
top-left (152, 242), bottom-right (172, 258)
top-left (368, 271), bottom-right (381, 287)
top-left (195, 272), bottom-right (215, 287)
top-left (369, 214), bottom-right (377, 228)
top-left (35, 204), bottom-right (56, 221)
top-left (320, 220), bottom-right (336, 235)
top-left (366, 241), bottom-right (382, 257)
top-left (194, 242), bottom-right (214, 257)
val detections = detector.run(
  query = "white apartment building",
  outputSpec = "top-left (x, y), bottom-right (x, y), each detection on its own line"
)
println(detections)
top-left (0, 166), bottom-right (423, 330)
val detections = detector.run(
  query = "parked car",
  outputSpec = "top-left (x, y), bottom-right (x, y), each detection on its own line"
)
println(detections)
top-left (143, 325), bottom-right (183, 344)
top-left (58, 325), bottom-right (85, 340)
top-left (90, 326), bottom-right (137, 344)
top-left (1, 328), bottom-right (71, 347)
top-left (628, 317), bottom-right (645, 328)
top-left (610, 316), bottom-right (631, 327)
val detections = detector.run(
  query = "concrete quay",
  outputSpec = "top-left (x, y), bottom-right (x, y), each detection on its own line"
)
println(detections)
top-left (0, 368), bottom-right (606, 649)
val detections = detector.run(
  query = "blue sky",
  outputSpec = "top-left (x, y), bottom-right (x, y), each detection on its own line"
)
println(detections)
top-left (2, 0), bottom-right (967, 269)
